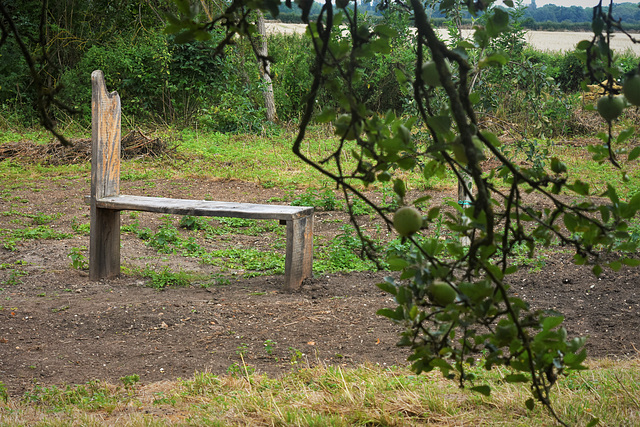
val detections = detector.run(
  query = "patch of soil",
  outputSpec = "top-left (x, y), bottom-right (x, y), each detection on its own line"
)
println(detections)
top-left (0, 177), bottom-right (638, 397)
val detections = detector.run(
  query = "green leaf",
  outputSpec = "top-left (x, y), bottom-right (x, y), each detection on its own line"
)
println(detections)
top-left (427, 207), bottom-right (441, 220)
top-left (174, 30), bottom-right (196, 44)
top-left (542, 316), bottom-right (564, 331)
top-left (316, 107), bottom-right (336, 123)
top-left (471, 385), bottom-right (491, 396)
top-left (408, 305), bottom-right (418, 320)
top-left (429, 358), bottom-right (453, 372)
top-left (393, 179), bottom-right (406, 199)
top-left (576, 40), bottom-right (592, 50)
top-left (571, 180), bottom-right (590, 196)
top-left (395, 68), bottom-right (408, 85)
top-left (617, 127), bottom-right (635, 144)
top-left (565, 348), bottom-right (588, 366)
top-left (396, 286), bottom-right (412, 305)
top-left (629, 146), bottom-right (640, 162)
top-left (398, 156), bottom-right (416, 170)
top-left (563, 214), bottom-right (577, 232)
top-left (622, 258), bottom-right (640, 267)
top-left (592, 264), bottom-right (603, 276)
top-left (376, 307), bottom-right (404, 321)
top-left (606, 184), bottom-right (620, 207)
top-left (489, 9), bottom-right (509, 34)
top-left (413, 195), bottom-right (431, 205)
top-left (525, 398), bottom-right (535, 411)
top-left (480, 130), bottom-right (501, 147)
top-left (474, 28), bottom-right (489, 49)
top-left (479, 53), bottom-right (508, 68)
top-left (622, 192), bottom-right (640, 218)
top-left (503, 0), bottom-right (514, 6)
top-left (374, 24), bottom-right (397, 38)
top-left (376, 279), bottom-right (398, 295)
top-left (175, 0), bottom-right (192, 15)
top-left (586, 417), bottom-right (600, 427)
top-left (426, 115), bottom-right (451, 135)
top-left (504, 374), bottom-right (529, 383)
top-left (386, 256), bottom-right (409, 271)
top-left (457, 40), bottom-right (475, 49)
top-left (550, 157), bottom-right (567, 174)
top-left (608, 260), bottom-right (622, 271)
top-left (423, 160), bottom-right (445, 180)
top-left (592, 16), bottom-right (605, 34)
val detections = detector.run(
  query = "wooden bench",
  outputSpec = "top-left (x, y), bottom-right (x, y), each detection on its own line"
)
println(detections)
top-left (88, 70), bottom-right (313, 290)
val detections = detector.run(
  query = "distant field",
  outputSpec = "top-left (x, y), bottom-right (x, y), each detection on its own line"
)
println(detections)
top-left (266, 23), bottom-right (640, 54)
top-left (445, 29), bottom-right (640, 54)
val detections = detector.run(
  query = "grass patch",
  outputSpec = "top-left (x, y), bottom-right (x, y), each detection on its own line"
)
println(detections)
top-left (0, 359), bottom-right (637, 426)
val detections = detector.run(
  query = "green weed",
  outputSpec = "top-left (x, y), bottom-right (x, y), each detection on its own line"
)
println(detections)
top-left (0, 381), bottom-right (7, 403)
top-left (204, 247), bottom-right (285, 277)
top-left (263, 339), bottom-right (277, 355)
top-left (71, 217), bottom-right (90, 235)
top-left (314, 225), bottom-right (378, 273)
top-left (1, 268), bottom-right (28, 286)
top-left (119, 374), bottom-right (140, 390)
top-left (1, 225), bottom-right (73, 251)
top-left (288, 347), bottom-right (305, 366)
top-left (68, 247), bottom-right (88, 270)
top-left (142, 265), bottom-right (193, 289)
top-left (21, 381), bottom-right (125, 413)
top-left (291, 188), bottom-right (342, 211)
top-left (1, 210), bottom-right (62, 225)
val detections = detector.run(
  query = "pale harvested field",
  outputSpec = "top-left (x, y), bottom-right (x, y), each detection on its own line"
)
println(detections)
top-left (266, 22), bottom-right (640, 54)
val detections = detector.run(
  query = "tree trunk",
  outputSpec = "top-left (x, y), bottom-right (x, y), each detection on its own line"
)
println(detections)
top-left (256, 11), bottom-right (277, 122)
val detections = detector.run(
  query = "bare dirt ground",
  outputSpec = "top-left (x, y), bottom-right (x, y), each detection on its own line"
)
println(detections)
top-left (0, 176), bottom-right (639, 397)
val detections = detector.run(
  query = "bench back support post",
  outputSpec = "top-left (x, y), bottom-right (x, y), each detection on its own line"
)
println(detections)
top-left (284, 216), bottom-right (313, 290)
top-left (90, 70), bottom-right (122, 280)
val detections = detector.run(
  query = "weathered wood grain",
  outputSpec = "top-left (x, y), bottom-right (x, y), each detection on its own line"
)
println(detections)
top-left (285, 215), bottom-right (313, 290)
top-left (90, 70), bottom-right (122, 280)
top-left (94, 195), bottom-right (313, 220)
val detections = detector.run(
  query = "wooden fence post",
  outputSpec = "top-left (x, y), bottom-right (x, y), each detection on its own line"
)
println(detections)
top-left (89, 70), bottom-right (122, 280)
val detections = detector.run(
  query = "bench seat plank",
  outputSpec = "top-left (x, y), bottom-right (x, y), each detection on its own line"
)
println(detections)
top-left (95, 195), bottom-right (313, 220)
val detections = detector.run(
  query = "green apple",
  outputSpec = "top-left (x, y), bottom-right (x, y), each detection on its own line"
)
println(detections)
top-left (623, 74), bottom-right (640, 106)
top-left (427, 281), bottom-right (457, 306)
top-left (393, 206), bottom-right (423, 237)
top-left (597, 95), bottom-right (625, 122)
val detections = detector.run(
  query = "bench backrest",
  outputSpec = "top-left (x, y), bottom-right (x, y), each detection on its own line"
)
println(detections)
top-left (91, 70), bottom-right (121, 201)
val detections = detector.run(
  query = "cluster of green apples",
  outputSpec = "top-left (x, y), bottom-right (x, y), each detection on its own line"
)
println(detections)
top-left (597, 73), bottom-right (640, 122)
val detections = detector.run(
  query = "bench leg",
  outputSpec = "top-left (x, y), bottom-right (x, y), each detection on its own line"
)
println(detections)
top-left (284, 215), bottom-right (313, 290)
top-left (89, 206), bottom-right (120, 280)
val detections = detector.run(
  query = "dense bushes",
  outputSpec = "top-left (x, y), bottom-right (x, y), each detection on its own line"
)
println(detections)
top-left (0, 4), bottom-right (637, 137)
